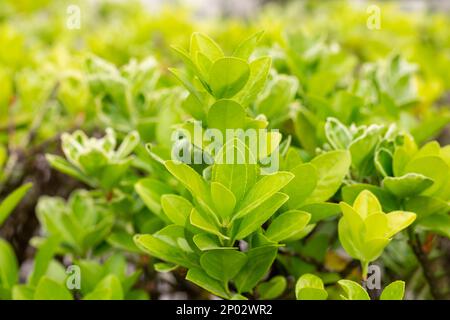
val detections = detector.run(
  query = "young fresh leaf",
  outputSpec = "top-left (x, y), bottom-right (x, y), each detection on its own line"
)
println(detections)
top-left (234, 246), bottom-right (278, 293)
top-left (234, 172), bottom-right (294, 220)
top-left (307, 150), bottom-right (351, 203)
top-left (295, 274), bottom-right (328, 300)
top-left (0, 239), bottom-right (19, 290)
top-left (161, 194), bottom-right (193, 226)
top-left (380, 280), bottom-right (405, 300)
top-left (186, 268), bottom-right (230, 299)
top-left (207, 99), bottom-right (246, 133)
top-left (34, 277), bottom-right (73, 300)
top-left (383, 173), bottom-right (434, 198)
top-left (200, 250), bottom-right (248, 283)
top-left (234, 192), bottom-right (289, 240)
top-left (232, 31), bottom-right (264, 59)
top-left (265, 210), bottom-right (311, 242)
top-left (0, 183), bottom-right (32, 227)
top-left (257, 276), bottom-right (286, 300)
top-left (337, 280), bottom-right (370, 300)
top-left (209, 57), bottom-right (250, 99)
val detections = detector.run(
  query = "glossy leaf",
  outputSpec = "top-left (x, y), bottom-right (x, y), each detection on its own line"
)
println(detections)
top-left (209, 57), bottom-right (250, 98)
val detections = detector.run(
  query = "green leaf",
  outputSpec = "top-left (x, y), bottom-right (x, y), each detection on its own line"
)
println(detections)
top-left (258, 131), bottom-right (282, 160)
top-left (236, 56), bottom-right (271, 108)
top-left (46, 154), bottom-right (91, 185)
top-left (375, 147), bottom-right (394, 177)
top-left (349, 126), bottom-right (382, 174)
top-left (338, 208), bottom-right (364, 260)
top-left (307, 150), bottom-right (351, 203)
top-left (234, 246), bottom-right (278, 293)
top-left (0, 145), bottom-right (6, 169)
top-left (212, 139), bottom-right (258, 203)
top-left (84, 275), bottom-right (123, 300)
top-left (404, 196), bottom-right (449, 220)
top-left (230, 293), bottom-right (248, 300)
top-left (0, 183), bottom-right (32, 227)
top-left (154, 262), bottom-right (178, 273)
top-left (385, 210), bottom-right (416, 237)
top-left (207, 99), bottom-right (246, 133)
top-left (39, 261), bottom-right (67, 284)
top-left (255, 74), bottom-right (298, 121)
top-left (100, 159), bottom-right (133, 189)
top-left (134, 231), bottom-right (199, 269)
top-left (234, 192), bottom-right (289, 240)
top-left (115, 130), bottom-right (139, 159)
top-left (170, 46), bottom-right (201, 84)
top-left (135, 178), bottom-right (173, 218)
top-left (360, 238), bottom-right (390, 262)
top-left (200, 250), bottom-right (248, 283)
top-left (165, 160), bottom-right (210, 204)
top-left (82, 215), bottom-right (114, 250)
top-left (283, 163), bottom-right (317, 209)
top-left (337, 279), bottom-right (370, 300)
top-left (34, 277), bottom-right (72, 300)
top-left (209, 57), bottom-right (250, 98)
top-left (234, 172), bottom-right (294, 220)
top-left (182, 92), bottom-right (207, 120)
top-left (161, 194), bottom-right (193, 226)
top-left (78, 149), bottom-right (108, 175)
top-left (169, 68), bottom-right (203, 101)
top-left (411, 112), bottom-right (450, 144)
top-left (342, 184), bottom-right (399, 212)
top-left (29, 236), bottom-right (61, 286)
top-left (383, 173), bottom-right (434, 198)
top-left (193, 233), bottom-right (227, 251)
top-left (190, 32), bottom-right (224, 63)
top-left (404, 156), bottom-right (449, 197)
top-left (325, 117), bottom-right (353, 150)
top-left (190, 208), bottom-right (225, 239)
top-left (266, 210), bottom-right (311, 242)
top-left (12, 285), bottom-right (34, 300)
top-left (294, 107), bottom-right (320, 153)
top-left (392, 139), bottom-right (417, 177)
top-left (295, 274), bottom-right (328, 300)
top-left (417, 214), bottom-right (450, 238)
top-left (353, 189), bottom-right (382, 219)
top-left (257, 276), bottom-right (286, 300)
top-left (233, 31), bottom-right (264, 59)
top-left (186, 268), bottom-right (230, 299)
top-left (380, 281), bottom-right (405, 300)
top-left (0, 239), bottom-right (19, 290)
top-left (196, 52), bottom-right (213, 79)
top-left (76, 260), bottom-right (103, 295)
top-left (107, 231), bottom-right (140, 253)
top-left (126, 289), bottom-right (150, 300)
top-left (300, 203), bottom-right (341, 224)
top-left (210, 182), bottom-right (236, 222)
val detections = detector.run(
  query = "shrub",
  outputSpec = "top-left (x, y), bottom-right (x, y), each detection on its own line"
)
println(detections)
top-left (0, 1), bottom-right (449, 300)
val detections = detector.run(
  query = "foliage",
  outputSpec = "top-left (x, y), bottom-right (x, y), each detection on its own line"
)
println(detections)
top-left (0, 0), bottom-right (449, 300)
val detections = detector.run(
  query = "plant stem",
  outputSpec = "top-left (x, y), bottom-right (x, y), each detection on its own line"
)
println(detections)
top-left (407, 229), bottom-right (443, 299)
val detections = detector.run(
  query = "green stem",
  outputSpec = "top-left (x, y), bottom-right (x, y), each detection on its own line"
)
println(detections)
top-left (361, 261), bottom-right (369, 280)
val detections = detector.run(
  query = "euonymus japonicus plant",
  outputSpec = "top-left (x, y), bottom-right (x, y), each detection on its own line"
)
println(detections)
top-left (46, 128), bottom-right (140, 191)
top-left (0, 182), bottom-right (119, 301)
top-left (132, 32), bottom-right (354, 299)
top-left (325, 117), bottom-right (450, 241)
top-left (3, 22), bottom-right (448, 300)
top-left (338, 190), bottom-right (416, 277)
